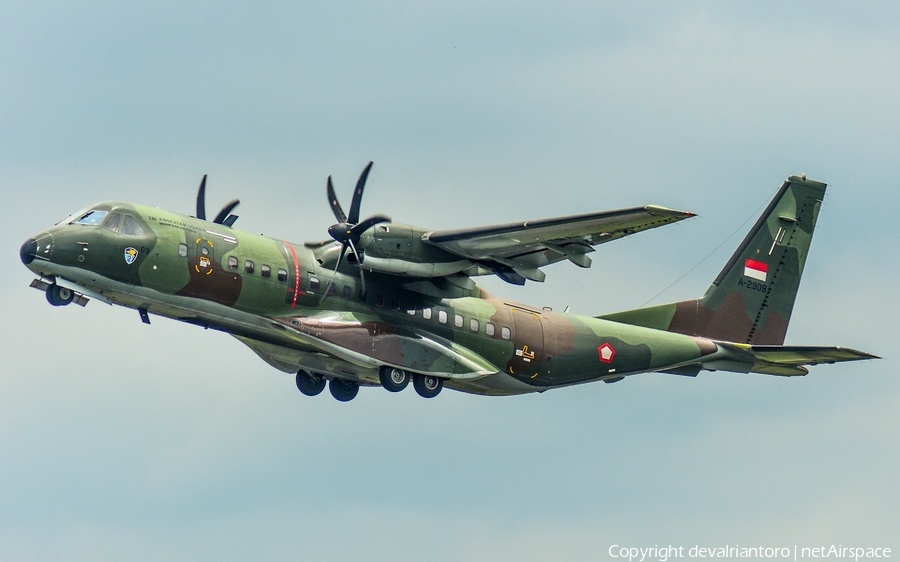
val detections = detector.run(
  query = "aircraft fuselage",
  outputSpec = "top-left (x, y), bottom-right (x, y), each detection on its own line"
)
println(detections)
top-left (21, 201), bottom-right (716, 396)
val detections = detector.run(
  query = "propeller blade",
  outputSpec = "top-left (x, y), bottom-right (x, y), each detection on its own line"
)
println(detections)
top-left (196, 174), bottom-right (208, 220)
top-left (351, 214), bottom-right (391, 237)
top-left (213, 199), bottom-right (240, 224)
top-left (348, 239), bottom-right (366, 299)
top-left (222, 215), bottom-right (239, 227)
top-left (327, 176), bottom-right (347, 224)
top-left (319, 243), bottom-right (347, 305)
top-left (348, 161), bottom-right (373, 225)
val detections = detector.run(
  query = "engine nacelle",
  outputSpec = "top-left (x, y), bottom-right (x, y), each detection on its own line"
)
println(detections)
top-left (358, 223), bottom-right (472, 278)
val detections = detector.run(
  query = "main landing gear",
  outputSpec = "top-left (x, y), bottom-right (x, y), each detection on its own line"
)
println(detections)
top-left (295, 370), bottom-right (326, 396)
top-left (328, 378), bottom-right (359, 402)
top-left (294, 367), bottom-right (444, 401)
top-left (380, 366), bottom-right (443, 398)
top-left (379, 366), bottom-right (410, 392)
top-left (296, 370), bottom-right (359, 402)
top-left (412, 373), bottom-right (443, 398)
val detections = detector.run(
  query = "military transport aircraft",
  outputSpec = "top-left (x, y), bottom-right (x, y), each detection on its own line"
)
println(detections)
top-left (20, 165), bottom-right (877, 401)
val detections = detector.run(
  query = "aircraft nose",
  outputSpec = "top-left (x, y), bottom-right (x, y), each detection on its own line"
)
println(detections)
top-left (20, 238), bottom-right (38, 265)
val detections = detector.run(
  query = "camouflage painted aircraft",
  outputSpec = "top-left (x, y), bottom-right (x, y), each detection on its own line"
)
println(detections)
top-left (20, 166), bottom-right (877, 401)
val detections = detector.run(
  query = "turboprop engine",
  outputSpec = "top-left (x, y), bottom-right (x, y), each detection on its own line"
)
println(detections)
top-left (323, 162), bottom-right (475, 281)
top-left (355, 222), bottom-right (473, 278)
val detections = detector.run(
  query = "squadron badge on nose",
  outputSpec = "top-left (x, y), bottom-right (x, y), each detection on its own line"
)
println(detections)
top-left (124, 247), bottom-right (138, 264)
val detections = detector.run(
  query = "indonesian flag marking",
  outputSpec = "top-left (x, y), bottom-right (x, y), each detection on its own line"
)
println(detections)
top-left (744, 259), bottom-right (768, 282)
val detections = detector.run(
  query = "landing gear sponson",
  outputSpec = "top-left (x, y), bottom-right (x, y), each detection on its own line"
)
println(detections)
top-left (295, 367), bottom-right (444, 401)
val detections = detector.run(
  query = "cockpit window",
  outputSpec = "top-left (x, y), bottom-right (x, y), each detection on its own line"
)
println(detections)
top-left (102, 213), bottom-right (123, 233)
top-left (121, 215), bottom-right (145, 237)
top-left (73, 210), bottom-right (108, 225)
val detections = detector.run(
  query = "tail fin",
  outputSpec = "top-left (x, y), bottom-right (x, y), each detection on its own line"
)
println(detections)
top-left (601, 175), bottom-right (826, 345)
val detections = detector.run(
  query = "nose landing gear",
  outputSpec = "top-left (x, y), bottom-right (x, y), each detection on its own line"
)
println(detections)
top-left (46, 284), bottom-right (74, 307)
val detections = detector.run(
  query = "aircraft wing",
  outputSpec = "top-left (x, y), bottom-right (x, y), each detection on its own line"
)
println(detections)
top-left (423, 205), bottom-right (693, 284)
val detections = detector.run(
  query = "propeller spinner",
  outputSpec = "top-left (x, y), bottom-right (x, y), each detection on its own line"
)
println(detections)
top-left (324, 161), bottom-right (391, 298)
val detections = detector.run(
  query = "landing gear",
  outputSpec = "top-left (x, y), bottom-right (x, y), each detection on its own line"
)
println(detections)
top-left (46, 284), bottom-right (74, 307)
top-left (379, 366), bottom-right (410, 392)
top-left (329, 378), bottom-right (359, 402)
top-left (413, 374), bottom-right (443, 398)
top-left (295, 370), bottom-right (326, 396)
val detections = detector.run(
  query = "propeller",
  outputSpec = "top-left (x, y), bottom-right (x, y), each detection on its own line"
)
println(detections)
top-left (323, 161), bottom-right (391, 300)
top-left (195, 174), bottom-right (240, 226)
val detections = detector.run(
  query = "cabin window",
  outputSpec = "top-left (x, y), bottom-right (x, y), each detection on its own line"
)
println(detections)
top-left (454, 314), bottom-right (463, 328)
top-left (470, 318), bottom-right (479, 332)
top-left (201, 247), bottom-right (209, 256)
top-left (102, 213), bottom-right (123, 233)
top-left (277, 269), bottom-right (288, 282)
top-left (342, 285), bottom-right (351, 299)
top-left (244, 260), bottom-right (255, 274)
top-left (407, 303), bottom-right (416, 315)
top-left (423, 307), bottom-right (432, 320)
top-left (227, 256), bottom-right (238, 270)
top-left (438, 310), bottom-right (447, 324)
top-left (261, 265), bottom-right (271, 278)
top-left (327, 282), bottom-right (335, 295)
top-left (375, 295), bottom-right (384, 307)
top-left (309, 276), bottom-right (319, 291)
top-left (391, 299), bottom-right (400, 311)
top-left (501, 326), bottom-right (511, 340)
top-left (485, 322), bottom-right (495, 337)
top-left (121, 215), bottom-right (145, 237)
top-left (73, 210), bottom-right (108, 225)
top-left (177, 243), bottom-right (188, 257)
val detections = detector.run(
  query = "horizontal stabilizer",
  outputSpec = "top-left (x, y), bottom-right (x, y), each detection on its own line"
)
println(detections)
top-left (698, 343), bottom-right (879, 377)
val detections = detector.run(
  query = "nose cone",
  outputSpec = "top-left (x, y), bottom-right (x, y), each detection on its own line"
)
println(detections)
top-left (20, 238), bottom-right (37, 265)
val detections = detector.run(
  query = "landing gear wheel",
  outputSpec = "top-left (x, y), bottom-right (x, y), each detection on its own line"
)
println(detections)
top-left (329, 378), bottom-right (359, 402)
top-left (379, 366), bottom-right (410, 392)
top-left (295, 370), bottom-right (326, 396)
top-left (413, 374), bottom-right (443, 398)
top-left (46, 284), bottom-right (74, 307)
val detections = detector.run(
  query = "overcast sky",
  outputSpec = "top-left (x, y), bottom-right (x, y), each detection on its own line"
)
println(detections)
top-left (2, 2), bottom-right (898, 560)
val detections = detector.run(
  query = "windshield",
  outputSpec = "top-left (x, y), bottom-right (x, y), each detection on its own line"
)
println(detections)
top-left (72, 210), bottom-right (109, 226)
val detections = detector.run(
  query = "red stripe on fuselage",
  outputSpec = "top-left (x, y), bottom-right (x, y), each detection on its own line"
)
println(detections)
top-left (284, 241), bottom-right (302, 308)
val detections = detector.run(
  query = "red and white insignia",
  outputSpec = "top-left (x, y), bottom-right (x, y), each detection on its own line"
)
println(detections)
top-left (744, 259), bottom-right (768, 282)
top-left (598, 342), bottom-right (615, 364)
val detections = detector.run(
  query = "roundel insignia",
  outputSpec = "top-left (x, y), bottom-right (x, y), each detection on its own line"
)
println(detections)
top-left (598, 342), bottom-right (616, 364)
top-left (124, 247), bottom-right (138, 265)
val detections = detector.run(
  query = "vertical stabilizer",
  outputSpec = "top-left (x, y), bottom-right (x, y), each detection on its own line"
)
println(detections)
top-left (601, 175), bottom-right (826, 345)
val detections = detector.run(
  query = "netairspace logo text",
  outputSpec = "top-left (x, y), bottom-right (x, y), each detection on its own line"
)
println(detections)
top-left (608, 545), bottom-right (892, 562)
